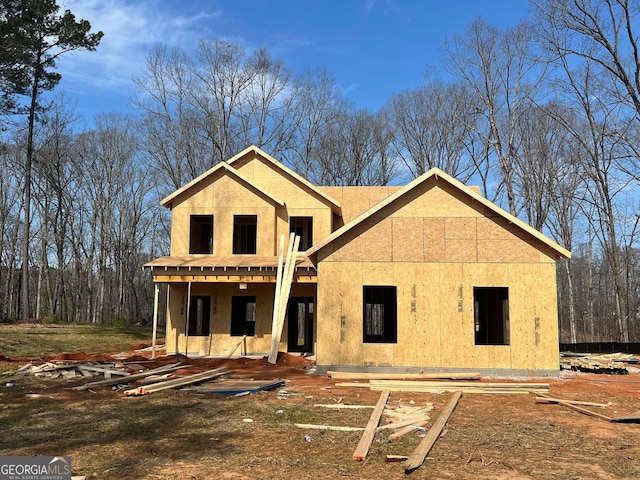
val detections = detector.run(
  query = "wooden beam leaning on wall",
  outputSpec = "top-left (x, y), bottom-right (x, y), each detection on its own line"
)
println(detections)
top-left (268, 233), bottom-right (300, 364)
top-left (404, 391), bottom-right (462, 473)
top-left (353, 390), bottom-right (391, 461)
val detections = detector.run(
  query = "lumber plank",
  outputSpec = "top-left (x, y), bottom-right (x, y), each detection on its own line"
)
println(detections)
top-left (537, 393), bottom-right (613, 421)
top-left (268, 234), bottom-right (286, 363)
top-left (72, 363), bottom-right (185, 391)
top-left (77, 365), bottom-right (131, 376)
top-left (404, 391), bottom-right (462, 473)
top-left (124, 367), bottom-right (229, 395)
top-left (314, 404), bottom-right (375, 409)
top-left (388, 421), bottom-right (428, 442)
top-left (611, 410), bottom-right (640, 423)
top-left (386, 455), bottom-right (409, 462)
top-left (294, 423), bottom-right (365, 432)
top-left (328, 371), bottom-right (481, 380)
top-left (353, 390), bottom-right (390, 461)
top-left (376, 414), bottom-right (431, 432)
top-left (268, 234), bottom-right (299, 364)
top-left (535, 396), bottom-right (610, 407)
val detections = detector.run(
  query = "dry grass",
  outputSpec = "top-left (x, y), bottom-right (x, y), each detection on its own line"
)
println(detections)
top-left (0, 324), bottom-right (638, 479)
top-left (0, 323), bottom-right (158, 360)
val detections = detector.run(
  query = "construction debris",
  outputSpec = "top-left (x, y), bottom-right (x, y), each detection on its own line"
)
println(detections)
top-left (560, 352), bottom-right (634, 374)
top-left (123, 367), bottom-right (230, 396)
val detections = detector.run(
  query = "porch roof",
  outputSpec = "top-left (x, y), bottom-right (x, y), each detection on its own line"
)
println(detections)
top-left (144, 254), bottom-right (315, 272)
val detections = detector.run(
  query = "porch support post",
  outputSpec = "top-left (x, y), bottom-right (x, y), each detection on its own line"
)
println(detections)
top-left (185, 281), bottom-right (192, 358)
top-left (151, 283), bottom-right (160, 359)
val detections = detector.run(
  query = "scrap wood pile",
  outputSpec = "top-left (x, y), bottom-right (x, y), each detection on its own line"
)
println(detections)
top-left (560, 352), bottom-right (639, 374)
top-left (8, 359), bottom-right (144, 380)
top-left (7, 357), bottom-right (285, 397)
top-left (296, 390), bottom-right (461, 473)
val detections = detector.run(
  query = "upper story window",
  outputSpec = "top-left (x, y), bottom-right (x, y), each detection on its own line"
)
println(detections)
top-left (474, 287), bottom-right (510, 345)
top-left (233, 215), bottom-right (257, 254)
top-left (189, 215), bottom-right (213, 254)
top-left (289, 216), bottom-right (313, 251)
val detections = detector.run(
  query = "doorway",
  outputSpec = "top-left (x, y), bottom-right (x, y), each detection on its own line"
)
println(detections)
top-left (287, 297), bottom-right (314, 353)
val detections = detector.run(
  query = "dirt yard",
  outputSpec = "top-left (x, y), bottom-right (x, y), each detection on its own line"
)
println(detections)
top-left (0, 327), bottom-right (638, 479)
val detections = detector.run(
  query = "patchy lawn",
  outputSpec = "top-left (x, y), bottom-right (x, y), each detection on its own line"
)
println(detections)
top-left (0, 325), bottom-right (638, 479)
top-left (0, 323), bottom-right (160, 360)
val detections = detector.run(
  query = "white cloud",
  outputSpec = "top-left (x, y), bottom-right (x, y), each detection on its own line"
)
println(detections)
top-left (57, 0), bottom-right (222, 91)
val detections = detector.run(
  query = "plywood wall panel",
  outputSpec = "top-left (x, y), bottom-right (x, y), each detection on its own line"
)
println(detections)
top-left (509, 263), bottom-right (559, 370)
top-left (393, 263), bottom-right (442, 367)
top-left (392, 217), bottom-right (424, 262)
top-left (445, 218), bottom-right (477, 240)
top-left (424, 218), bottom-right (446, 262)
top-left (326, 218), bottom-right (393, 262)
top-left (316, 262), bottom-right (363, 365)
top-left (445, 239), bottom-right (477, 263)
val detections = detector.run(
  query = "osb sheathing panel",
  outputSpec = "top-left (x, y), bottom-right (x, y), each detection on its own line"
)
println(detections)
top-left (392, 217), bottom-right (424, 262)
top-left (234, 154), bottom-right (334, 211)
top-left (170, 174), bottom-right (276, 256)
top-left (392, 181), bottom-right (487, 218)
top-left (325, 217), bottom-right (393, 262)
top-left (319, 186), bottom-right (401, 223)
top-left (424, 218), bottom-right (446, 261)
top-left (509, 263), bottom-right (560, 370)
top-left (316, 262), bottom-right (363, 366)
top-left (315, 258), bottom-right (559, 370)
top-left (393, 262), bottom-right (442, 367)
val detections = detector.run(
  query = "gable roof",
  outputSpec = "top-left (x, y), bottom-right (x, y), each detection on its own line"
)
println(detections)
top-left (306, 168), bottom-right (571, 260)
top-left (227, 145), bottom-right (342, 214)
top-left (160, 160), bottom-right (285, 209)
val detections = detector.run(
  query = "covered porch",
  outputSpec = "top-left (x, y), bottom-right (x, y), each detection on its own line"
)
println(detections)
top-left (144, 254), bottom-right (317, 358)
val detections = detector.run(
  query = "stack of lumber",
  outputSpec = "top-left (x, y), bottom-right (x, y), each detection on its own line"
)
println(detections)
top-left (336, 379), bottom-right (549, 394)
top-left (560, 353), bottom-right (630, 374)
top-left (328, 371), bottom-right (481, 380)
top-left (9, 360), bottom-right (133, 380)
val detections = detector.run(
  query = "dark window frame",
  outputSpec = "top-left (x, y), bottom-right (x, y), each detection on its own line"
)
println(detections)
top-left (187, 295), bottom-right (211, 336)
top-left (233, 215), bottom-right (257, 254)
top-left (231, 296), bottom-right (256, 336)
top-left (289, 216), bottom-right (314, 251)
top-left (363, 286), bottom-right (397, 344)
top-left (474, 287), bottom-right (510, 345)
top-left (189, 215), bottom-right (213, 254)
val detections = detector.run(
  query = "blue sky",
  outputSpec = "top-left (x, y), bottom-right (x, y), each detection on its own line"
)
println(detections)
top-left (58, 0), bottom-right (530, 122)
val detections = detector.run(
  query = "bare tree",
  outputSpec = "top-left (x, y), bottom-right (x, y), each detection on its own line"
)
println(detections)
top-left (387, 79), bottom-right (480, 181)
top-left (445, 19), bottom-right (550, 215)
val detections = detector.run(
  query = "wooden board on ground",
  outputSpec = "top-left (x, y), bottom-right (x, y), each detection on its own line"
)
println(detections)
top-left (188, 379), bottom-right (285, 395)
top-left (328, 371), bottom-right (481, 380)
top-left (123, 367), bottom-right (229, 396)
top-left (72, 363), bottom-right (186, 391)
top-left (353, 390), bottom-right (390, 461)
top-left (611, 411), bottom-right (640, 423)
top-left (404, 391), bottom-right (462, 473)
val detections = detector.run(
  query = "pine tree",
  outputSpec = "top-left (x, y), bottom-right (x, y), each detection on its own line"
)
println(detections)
top-left (0, 0), bottom-right (103, 320)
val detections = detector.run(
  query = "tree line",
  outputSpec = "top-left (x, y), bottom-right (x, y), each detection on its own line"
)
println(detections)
top-left (1, 0), bottom-right (639, 343)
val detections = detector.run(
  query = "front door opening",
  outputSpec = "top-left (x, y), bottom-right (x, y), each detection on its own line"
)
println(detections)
top-left (287, 297), bottom-right (314, 353)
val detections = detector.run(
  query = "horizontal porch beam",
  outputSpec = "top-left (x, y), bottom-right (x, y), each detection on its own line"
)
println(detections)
top-left (152, 274), bottom-right (317, 284)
